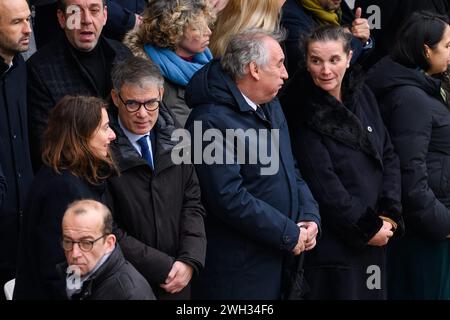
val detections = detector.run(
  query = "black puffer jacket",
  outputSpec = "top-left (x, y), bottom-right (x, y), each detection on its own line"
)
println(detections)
top-left (66, 246), bottom-right (156, 300)
top-left (367, 56), bottom-right (450, 240)
top-left (106, 103), bottom-right (206, 299)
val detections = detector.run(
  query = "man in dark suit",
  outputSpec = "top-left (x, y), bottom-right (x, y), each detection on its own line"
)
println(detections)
top-left (106, 56), bottom-right (206, 300)
top-left (0, 0), bottom-right (34, 299)
top-left (27, 0), bottom-right (131, 171)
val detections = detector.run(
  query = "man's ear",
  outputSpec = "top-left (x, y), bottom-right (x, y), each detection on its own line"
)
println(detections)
top-left (159, 87), bottom-right (165, 99)
top-left (56, 9), bottom-right (66, 29)
top-left (347, 50), bottom-right (354, 68)
top-left (110, 89), bottom-right (119, 108)
top-left (424, 44), bottom-right (431, 59)
top-left (249, 61), bottom-right (260, 80)
top-left (105, 234), bottom-right (116, 253)
top-left (102, 5), bottom-right (108, 26)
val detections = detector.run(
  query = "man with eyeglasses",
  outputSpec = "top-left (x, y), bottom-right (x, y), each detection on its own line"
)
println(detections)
top-left (106, 56), bottom-right (206, 300)
top-left (60, 199), bottom-right (155, 300)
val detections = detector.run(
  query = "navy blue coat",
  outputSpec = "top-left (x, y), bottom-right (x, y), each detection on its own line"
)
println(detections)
top-left (104, 0), bottom-right (148, 40)
top-left (0, 54), bottom-right (33, 279)
top-left (14, 167), bottom-right (107, 300)
top-left (185, 59), bottom-right (320, 299)
top-left (281, 67), bottom-right (403, 299)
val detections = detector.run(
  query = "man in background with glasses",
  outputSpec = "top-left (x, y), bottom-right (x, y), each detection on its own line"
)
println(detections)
top-left (107, 56), bottom-right (206, 300)
top-left (60, 199), bottom-right (155, 300)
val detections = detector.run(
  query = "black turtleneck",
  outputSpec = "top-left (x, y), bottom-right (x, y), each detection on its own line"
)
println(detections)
top-left (73, 42), bottom-right (108, 97)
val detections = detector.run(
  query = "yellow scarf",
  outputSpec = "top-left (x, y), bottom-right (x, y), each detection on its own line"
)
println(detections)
top-left (300, 0), bottom-right (341, 26)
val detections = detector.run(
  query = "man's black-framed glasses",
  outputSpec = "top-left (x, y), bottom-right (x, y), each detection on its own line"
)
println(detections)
top-left (118, 92), bottom-right (160, 112)
top-left (61, 234), bottom-right (109, 252)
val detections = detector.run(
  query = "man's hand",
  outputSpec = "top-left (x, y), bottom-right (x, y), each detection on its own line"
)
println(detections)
top-left (351, 7), bottom-right (370, 43)
top-left (368, 220), bottom-right (393, 246)
top-left (298, 221), bottom-right (318, 251)
top-left (160, 261), bottom-right (193, 294)
top-left (292, 226), bottom-right (308, 255)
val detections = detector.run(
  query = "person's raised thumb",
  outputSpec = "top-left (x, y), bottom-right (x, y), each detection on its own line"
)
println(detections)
top-left (355, 7), bottom-right (362, 19)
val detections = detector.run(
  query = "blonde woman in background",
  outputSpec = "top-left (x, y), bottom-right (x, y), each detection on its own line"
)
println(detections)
top-left (209, 0), bottom-right (286, 57)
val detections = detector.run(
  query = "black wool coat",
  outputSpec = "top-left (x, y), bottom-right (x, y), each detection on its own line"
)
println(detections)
top-left (14, 167), bottom-right (107, 300)
top-left (281, 67), bottom-right (404, 299)
top-left (0, 54), bottom-right (33, 277)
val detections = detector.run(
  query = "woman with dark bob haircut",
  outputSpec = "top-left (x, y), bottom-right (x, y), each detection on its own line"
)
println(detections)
top-left (367, 11), bottom-right (450, 299)
top-left (14, 96), bottom-right (116, 300)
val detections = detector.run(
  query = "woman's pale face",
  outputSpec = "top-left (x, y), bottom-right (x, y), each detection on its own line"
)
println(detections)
top-left (176, 16), bottom-right (212, 58)
top-left (426, 25), bottom-right (450, 75)
top-left (89, 108), bottom-right (116, 158)
top-left (306, 40), bottom-right (352, 101)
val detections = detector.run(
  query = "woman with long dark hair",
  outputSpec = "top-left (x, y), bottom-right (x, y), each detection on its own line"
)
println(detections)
top-left (14, 95), bottom-right (116, 299)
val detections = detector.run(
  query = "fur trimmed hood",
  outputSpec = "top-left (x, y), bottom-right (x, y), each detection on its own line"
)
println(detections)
top-left (123, 30), bottom-right (149, 60)
top-left (298, 66), bottom-right (381, 162)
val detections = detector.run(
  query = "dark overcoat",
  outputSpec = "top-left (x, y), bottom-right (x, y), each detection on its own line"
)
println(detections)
top-left (281, 66), bottom-right (404, 299)
top-left (367, 56), bottom-right (450, 299)
top-left (0, 54), bottom-right (33, 281)
top-left (14, 167), bottom-right (107, 299)
top-left (106, 104), bottom-right (206, 300)
top-left (185, 59), bottom-right (320, 299)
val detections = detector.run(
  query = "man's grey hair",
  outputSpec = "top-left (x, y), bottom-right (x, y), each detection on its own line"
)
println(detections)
top-left (221, 28), bottom-right (286, 80)
top-left (111, 56), bottom-right (164, 91)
